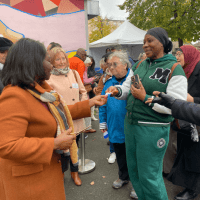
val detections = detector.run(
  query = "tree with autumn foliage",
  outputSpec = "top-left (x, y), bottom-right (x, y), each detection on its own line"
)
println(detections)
top-left (119, 0), bottom-right (200, 47)
top-left (89, 16), bottom-right (117, 43)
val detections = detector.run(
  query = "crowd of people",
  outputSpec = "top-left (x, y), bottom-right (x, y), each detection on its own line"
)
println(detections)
top-left (0, 25), bottom-right (200, 200)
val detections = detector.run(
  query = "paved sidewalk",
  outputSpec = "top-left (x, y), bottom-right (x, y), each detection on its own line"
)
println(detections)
top-left (64, 114), bottom-right (200, 200)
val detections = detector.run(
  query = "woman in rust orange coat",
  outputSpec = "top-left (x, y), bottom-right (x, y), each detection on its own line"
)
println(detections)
top-left (0, 38), bottom-right (107, 200)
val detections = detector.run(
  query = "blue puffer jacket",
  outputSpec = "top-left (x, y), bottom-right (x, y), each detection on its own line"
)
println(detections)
top-left (99, 69), bottom-right (130, 143)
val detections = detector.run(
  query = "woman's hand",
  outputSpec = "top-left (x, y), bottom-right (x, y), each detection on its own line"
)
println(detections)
top-left (153, 91), bottom-right (160, 96)
top-left (94, 75), bottom-right (100, 82)
top-left (100, 129), bottom-right (107, 133)
top-left (105, 86), bottom-right (119, 97)
top-left (130, 82), bottom-right (146, 101)
top-left (187, 93), bottom-right (194, 102)
top-left (89, 95), bottom-right (107, 107)
top-left (145, 97), bottom-right (154, 104)
top-left (54, 127), bottom-right (76, 150)
top-left (145, 91), bottom-right (160, 104)
top-left (92, 76), bottom-right (99, 84)
top-left (148, 91), bottom-right (176, 109)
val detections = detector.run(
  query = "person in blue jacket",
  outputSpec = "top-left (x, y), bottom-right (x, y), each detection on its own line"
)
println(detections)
top-left (99, 50), bottom-right (138, 199)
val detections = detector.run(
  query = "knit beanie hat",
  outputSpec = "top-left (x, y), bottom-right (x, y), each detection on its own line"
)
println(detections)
top-left (146, 27), bottom-right (173, 53)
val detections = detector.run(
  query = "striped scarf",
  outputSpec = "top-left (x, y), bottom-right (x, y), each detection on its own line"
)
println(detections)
top-left (27, 81), bottom-right (78, 166)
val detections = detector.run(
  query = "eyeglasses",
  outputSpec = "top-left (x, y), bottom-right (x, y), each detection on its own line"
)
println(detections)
top-left (107, 62), bottom-right (119, 68)
top-left (175, 52), bottom-right (183, 57)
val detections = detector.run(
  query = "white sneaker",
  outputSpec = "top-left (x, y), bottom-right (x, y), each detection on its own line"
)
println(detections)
top-left (130, 188), bottom-right (138, 199)
top-left (91, 116), bottom-right (98, 121)
top-left (108, 152), bottom-right (116, 164)
top-left (91, 106), bottom-right (98, 121)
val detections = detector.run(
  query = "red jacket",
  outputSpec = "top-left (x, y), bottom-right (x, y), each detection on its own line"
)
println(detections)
top-left (69, 56), bottom-right (85, 83)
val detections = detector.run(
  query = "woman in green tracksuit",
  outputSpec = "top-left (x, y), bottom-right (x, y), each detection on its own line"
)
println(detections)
top-left (106, 27), bottom-right (187, 200)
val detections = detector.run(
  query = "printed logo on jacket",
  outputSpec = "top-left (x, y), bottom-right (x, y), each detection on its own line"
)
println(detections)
top-left (149, 68), bottom-right (171, 84)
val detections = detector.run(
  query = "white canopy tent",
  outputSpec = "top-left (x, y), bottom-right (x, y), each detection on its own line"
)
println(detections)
top-left (89, 20), bottom-right (147, 69)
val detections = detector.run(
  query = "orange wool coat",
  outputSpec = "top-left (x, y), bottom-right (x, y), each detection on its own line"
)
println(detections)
top-left (68, 56), bottom-right (85, 83)
top-left (0, 82), bottom-right (91, 200)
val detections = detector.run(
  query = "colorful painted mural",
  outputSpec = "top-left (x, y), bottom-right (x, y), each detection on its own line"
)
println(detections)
top-left (0, 0), bottom-right (86, 53)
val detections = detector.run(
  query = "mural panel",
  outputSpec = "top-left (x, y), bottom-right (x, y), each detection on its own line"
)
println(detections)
top-left (0, 0), bottom-right (86, 53)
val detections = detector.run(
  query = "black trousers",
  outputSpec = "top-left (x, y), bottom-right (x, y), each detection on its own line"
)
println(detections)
top-left (113, 143), bottom-right (129, 181)
top-left (70, 134), bottom-right (80, 172)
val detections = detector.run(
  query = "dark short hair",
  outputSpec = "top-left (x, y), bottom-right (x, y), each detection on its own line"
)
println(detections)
top-left (49, 42), bottom-right (62, 50)
top-left (105, 48), bottom-right (110, 53)
top-left (2, 38), bottom-right (47, 89)
top-left (102, 52), bottom-right (112, 63)
top-left (110, 46), bottom-right (116, 51)
top-left (110, 46), bottom-right (121, 51)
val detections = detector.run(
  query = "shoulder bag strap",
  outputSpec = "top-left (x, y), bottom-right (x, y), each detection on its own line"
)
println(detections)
top-left (168, 63), bottom-right (179, 81)
top-left (135, 59), bottom-right (145, 70)
top-left (168, 63), bottom-right (180, 129)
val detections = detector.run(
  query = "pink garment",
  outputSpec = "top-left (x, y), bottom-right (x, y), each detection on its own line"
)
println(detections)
top-left (47, 69), bottom-right (88, 133)
top-left (83, 66), bottom-right (95, 84)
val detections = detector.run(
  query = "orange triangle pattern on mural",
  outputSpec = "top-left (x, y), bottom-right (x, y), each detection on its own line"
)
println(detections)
top-left (69, 0), bottom-right (84, 10)
top-left (10, 0), bottom-right (24, 6)
top-left (57, 0), bottom-right (79, 14)
top-left (0, 0), bottom-right (10, 4)
top-left (0, 0), bottom-right (84, 15)
top-left (42, 0), bottom-right (57, 12)
top-left (12, 0), bottom-right (46, 16)
top-left (49, 0), bottom-right (60, 6)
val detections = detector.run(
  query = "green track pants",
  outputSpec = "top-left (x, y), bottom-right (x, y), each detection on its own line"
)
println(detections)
top-left (125, 120), bottom-right (170, 200)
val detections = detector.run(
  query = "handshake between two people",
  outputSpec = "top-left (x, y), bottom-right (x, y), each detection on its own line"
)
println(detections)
top-left (54, 95), bottom-right (108, 151)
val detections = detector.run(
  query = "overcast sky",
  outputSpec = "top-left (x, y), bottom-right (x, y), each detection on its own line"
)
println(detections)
top-left (98, 0), bottom-right (129, 20)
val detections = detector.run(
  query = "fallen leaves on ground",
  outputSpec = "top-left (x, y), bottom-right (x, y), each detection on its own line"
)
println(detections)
top-left (90, 181), bottom-right (95, 185)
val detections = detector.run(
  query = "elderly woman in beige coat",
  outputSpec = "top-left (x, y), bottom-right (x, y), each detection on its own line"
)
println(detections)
top-left (47, 47), bottom-right (87, 186)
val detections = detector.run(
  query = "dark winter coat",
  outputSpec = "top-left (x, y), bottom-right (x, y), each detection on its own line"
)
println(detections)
top-left (177, 61), bottom-right (200, 173)
top-left (168, 61), bottom-right (200, 192)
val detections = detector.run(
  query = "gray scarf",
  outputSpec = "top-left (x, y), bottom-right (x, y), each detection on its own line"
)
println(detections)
top-left (51, 67), bottom-right (70, 76)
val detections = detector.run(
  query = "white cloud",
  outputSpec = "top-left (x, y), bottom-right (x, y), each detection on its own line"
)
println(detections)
top-left (98, 0), bottom-right (128, 20)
